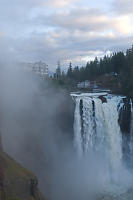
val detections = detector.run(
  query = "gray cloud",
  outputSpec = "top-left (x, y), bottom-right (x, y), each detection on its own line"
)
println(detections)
top-left (0, 0), bottom-right (133, 70)
top-left (113, 0), bottom-right (133, 14)
top-left (36, 9), bottom-right (112, 31)
top-left (4, 34), bottom-right (133, 67)
top-left (0, 28), bottom-right (132, 69)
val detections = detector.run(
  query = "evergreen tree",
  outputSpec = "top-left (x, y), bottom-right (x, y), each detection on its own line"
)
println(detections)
top-left (67, 62), bottom-right (73, 79)
top-left (53, 45), bottom-right (133, 97)
top-left (55, 61), bottom-right (61, 79)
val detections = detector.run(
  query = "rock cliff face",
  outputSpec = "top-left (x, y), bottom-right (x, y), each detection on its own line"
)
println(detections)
top-left (0, 149), bottom-right (46, 200)
top-left (0, 132), bottom-right (3, 152)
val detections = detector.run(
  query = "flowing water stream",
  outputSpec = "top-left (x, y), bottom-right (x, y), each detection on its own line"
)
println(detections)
top-left (71, 92), bottom-right (133, 198)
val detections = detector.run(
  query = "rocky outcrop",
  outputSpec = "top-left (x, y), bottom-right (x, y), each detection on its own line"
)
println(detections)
top-left (118, 97), bottom-right (131, 135)
top-left (98, 95), bottom-right (107, 103)
top-left (0, 132), bottom-right (3, 152)
top-left (118, 98), bottom-right (132, 163)
top-left (0, 150), bottom-right (46, 200)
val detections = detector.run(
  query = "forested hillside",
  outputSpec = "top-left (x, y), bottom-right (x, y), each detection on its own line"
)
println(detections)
top-left (54, 45), bottom-right (133, 97)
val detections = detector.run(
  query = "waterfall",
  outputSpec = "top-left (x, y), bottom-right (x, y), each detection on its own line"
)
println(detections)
top-left (72, 93), bottom-right (125, 171)
top-left (73, 97), bottom-right (83, 156)
top-left (101, 96), bottom-right (122, 170)
top-left (82, 98), bottom-right (96, 153)
top-left (129, 100), bottom-right (133, 155)
top-left (71, 92), bottom-right (133, 195)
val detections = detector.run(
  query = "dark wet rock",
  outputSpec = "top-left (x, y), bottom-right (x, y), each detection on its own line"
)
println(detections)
top-left (0, 148), bottom-right (46, 200)
top-left (0, 132), bottom-right (3, 152)
top-left (98, 96), bottom-right (107, 103)
top-left (80, 99), bottom-right (84, 137)
top-left (118, 97), bottom-right (132, 163)
top-left (119, 97), bottom-right (131, 135)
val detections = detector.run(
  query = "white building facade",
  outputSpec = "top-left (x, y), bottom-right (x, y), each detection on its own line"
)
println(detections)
top-left (23, 61), bottom-right (49, 79)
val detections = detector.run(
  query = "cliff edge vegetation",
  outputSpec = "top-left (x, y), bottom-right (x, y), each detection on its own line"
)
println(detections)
top-left (0, 148), bottom-right (46, 200)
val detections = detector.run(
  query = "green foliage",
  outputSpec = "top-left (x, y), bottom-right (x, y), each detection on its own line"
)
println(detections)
top-left (51, 45), bottom-right (133, 96)
top-left (0, 151), bottom-right (46, 200)
top-left (54, 61), bottom-right (61, 79)
top-left (67, 62), bottom-right (73, 79)
top-left (0, 151), bottom-right (35, 179)
top-left (53, 45), bottom-right (133, 96)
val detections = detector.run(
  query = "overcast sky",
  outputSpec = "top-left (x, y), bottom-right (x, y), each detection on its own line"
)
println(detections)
top-left (0, 0), bottom-right (133, 70)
